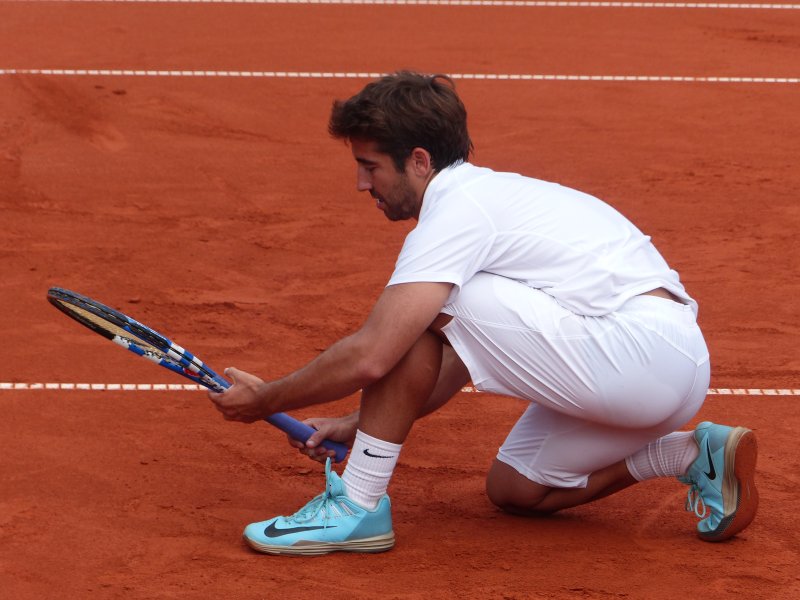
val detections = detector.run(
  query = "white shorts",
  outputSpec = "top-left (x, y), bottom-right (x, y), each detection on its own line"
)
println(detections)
top-left (441, 272), bottom-right (710, 488)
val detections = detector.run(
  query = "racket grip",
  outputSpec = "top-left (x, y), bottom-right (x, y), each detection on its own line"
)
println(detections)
top-left (265, 413), bottom-right (349, 463)
top-left (212, 375), bottom-right (348, 462)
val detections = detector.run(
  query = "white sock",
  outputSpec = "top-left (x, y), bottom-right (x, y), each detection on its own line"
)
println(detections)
top-left (341, 430), bottom-right (402, 510)
top-left (625, 432), bottom-right (699, 482)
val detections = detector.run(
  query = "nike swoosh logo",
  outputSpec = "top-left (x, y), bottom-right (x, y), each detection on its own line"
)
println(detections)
top-left (363, 448), bottom-right (393, 459)
top-left (704, 441), bottom-right (717, 480)
top-left (263, 522), bottom-right (334, 538)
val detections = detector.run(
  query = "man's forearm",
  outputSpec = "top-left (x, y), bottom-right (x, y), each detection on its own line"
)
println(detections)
top-left (261, 333), bottom-right (378, 415)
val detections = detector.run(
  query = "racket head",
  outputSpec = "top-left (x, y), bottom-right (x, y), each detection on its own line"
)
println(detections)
top-left (48, 287), bottom-right (349, 462)
top-left (47, 287), bottom-right (230, 392)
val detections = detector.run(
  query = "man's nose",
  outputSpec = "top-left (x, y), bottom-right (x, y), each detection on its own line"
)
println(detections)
top-left (357, 180), bottom-right (371, 192)
top-left (356, 167), bottom-right (372, 192)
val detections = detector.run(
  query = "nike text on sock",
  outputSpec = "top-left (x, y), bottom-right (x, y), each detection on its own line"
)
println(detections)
top-left (341, 430), bottom-right (402, 510)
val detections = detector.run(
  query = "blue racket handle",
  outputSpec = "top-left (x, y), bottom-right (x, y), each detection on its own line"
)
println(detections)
top-left (213, 374), bottom-right (348, 463)
top-left (265, 413), bottom-right (349, 463)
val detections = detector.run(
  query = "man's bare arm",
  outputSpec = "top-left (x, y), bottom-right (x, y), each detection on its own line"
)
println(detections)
top-left (208, 281), bottom-right (454, 422)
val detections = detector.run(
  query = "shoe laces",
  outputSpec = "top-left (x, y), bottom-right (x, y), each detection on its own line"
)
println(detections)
top-left (283, 459), bottom-right (348, 527)
top-left (287, 491), bottom-right (335, 525)
top-left (685, 483), bottom-right (707, 519)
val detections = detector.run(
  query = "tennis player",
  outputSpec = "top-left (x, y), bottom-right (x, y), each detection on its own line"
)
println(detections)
top-left (208, 71), bottom-right (758, 555)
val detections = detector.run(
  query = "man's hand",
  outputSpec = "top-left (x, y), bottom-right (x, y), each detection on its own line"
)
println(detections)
top-left (207, 367), bottom-right (269, 423)
top-left (288, 412), bottom-right (359, 463)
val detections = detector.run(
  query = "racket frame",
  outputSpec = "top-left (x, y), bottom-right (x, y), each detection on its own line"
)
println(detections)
top-left (47, 287), bottom-right (348, 462)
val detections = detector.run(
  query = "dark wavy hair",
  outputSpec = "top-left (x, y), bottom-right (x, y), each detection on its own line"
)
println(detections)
top-left (328, 71), bottom-right (473, 172)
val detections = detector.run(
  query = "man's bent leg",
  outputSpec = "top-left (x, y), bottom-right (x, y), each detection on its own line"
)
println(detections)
top-left (486, 459), bottom-right (637, 515)
top-left (243, 330), bottom-right (444, 556)
top-left (358, 329), bottom-right (443, 442)
top-left (485, 402), bottom-right (700, 517)
top-left (341, 329), bottom-right (444, 509)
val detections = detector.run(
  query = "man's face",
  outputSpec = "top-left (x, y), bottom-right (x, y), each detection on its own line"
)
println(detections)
top-left (350, 139), bottom-right (423, 222)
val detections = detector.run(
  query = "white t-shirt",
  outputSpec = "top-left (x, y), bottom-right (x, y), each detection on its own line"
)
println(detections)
top-left (387, 162), bottom-right (697, 317)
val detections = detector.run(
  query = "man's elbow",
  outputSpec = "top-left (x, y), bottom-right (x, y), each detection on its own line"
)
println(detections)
top-left (348, 341), bottom-right (395, 386)
top-left (352, 355), bottom-right (392, 386)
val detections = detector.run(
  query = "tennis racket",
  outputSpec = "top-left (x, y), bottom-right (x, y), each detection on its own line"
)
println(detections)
top-left (47, 287), bottom-right (348, 463)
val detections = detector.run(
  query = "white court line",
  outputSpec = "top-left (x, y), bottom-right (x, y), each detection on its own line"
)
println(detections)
top-left (0, 69), bottom-right (798, 83)
top-left (1, 382), bottom-right (798, 395)
top-left (0, 382), bottom-right (204, 391)
top-left (3, 0), bottom-right (799, 9)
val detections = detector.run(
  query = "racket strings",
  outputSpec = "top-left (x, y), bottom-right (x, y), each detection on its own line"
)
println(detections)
top-left (60, 301), bottom-right (166, 357)
top-left (50, 290), bottom-right (227, 392)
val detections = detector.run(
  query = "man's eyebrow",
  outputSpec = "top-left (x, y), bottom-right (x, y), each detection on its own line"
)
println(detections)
top-left (355, 157), bottom-right (379, 166)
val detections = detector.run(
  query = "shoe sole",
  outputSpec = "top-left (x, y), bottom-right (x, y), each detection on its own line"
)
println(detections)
top-left (699, 427), bottom-right (759, 542)
top-left (244, 532), bottom-right (395, 556)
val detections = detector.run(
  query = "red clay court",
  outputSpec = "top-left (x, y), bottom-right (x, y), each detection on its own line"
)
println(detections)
top-left (1, 1), bottom-right (799, 598)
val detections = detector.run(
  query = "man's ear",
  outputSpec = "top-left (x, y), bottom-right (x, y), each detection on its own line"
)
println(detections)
top-left (407, 147), bottom-right (434, 179)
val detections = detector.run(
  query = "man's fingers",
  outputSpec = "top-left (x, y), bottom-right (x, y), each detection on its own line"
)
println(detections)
top-left (208, 367), bottom-right (239, 402)
top-left (223, 366), bottom-right (241, 385)
top-left (305, 430), bottom-right (327, 448)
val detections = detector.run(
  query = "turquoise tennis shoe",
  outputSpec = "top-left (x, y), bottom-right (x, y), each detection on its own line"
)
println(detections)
top-left (679, 421), bottom-right (759, 542)
top-left (243, 458), bottom-right (394, 556)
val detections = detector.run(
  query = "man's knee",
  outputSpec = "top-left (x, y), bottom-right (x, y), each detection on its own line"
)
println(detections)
top-left (486, 459), bottom-right (557, 516)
